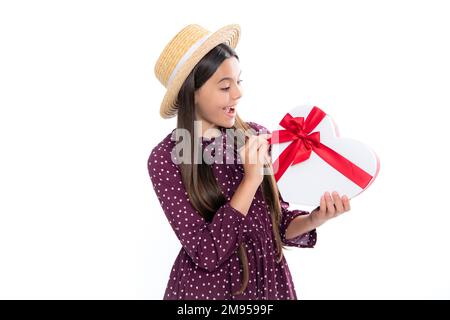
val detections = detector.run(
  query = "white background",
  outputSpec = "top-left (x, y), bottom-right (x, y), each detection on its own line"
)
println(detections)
top-left (1, 0), bottom-right (449, 299)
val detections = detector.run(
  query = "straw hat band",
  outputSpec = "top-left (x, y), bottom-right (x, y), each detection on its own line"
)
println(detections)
top-left (167, 32), bottom-right (213, 87)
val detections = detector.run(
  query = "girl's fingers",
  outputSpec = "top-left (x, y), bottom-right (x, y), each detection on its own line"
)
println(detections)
top-left (256, 136), bottom-right (269, 150)
top-left (320, 194), bottom-right (326, 213)
top-left (257, 138), bottom-right (269, 149)
top-left (246, 136), bottom-right (264, 158)
top-left (325, 192), bottom-right (335, 217)
top-left (258, 143), bottom-right (269, 164)
top-left (246, 134), bottom-right (270, 152)
top-left (248, 135), bottom-right (258, 150)
top-left (316, 192), bottom-right (351, 223)
top-left (332, 191), bottom-right (344, 214)
top-left (258, 133), bottom-right (272, 140)
top-left (262, 147), bottom-right (272, 165)
top-left (245, 136), bottom-right (259, 164)
top-left (342, 195), bottom-right (351, 211)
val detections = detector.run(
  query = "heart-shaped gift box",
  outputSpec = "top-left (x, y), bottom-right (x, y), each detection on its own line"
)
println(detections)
top-left (267, 105), bottom-right (380, 207)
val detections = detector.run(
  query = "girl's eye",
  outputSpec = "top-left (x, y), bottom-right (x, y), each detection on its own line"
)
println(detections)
top-left (221, 80), bottom-right (243, 91)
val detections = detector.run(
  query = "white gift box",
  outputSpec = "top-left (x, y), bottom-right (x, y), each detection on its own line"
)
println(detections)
top-left (268, 105), bottom-right (380, 207)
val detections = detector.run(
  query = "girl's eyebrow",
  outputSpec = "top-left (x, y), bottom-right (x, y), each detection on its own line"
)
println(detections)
top-left (217, 70), bottom-right (242, 84)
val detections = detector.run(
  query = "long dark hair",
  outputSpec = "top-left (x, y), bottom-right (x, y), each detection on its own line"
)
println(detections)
top-left (174, 43), bottom-right (285, 296)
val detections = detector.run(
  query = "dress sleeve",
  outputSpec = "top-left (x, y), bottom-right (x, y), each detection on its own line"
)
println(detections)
top-left (246, 121), bottom-right (317, 248)
top-left (147, 141), bottom-right (251, 272)
top-left (278, 193), bottom-right (317, 248)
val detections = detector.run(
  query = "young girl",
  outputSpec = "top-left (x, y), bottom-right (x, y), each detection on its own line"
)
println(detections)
top-left (148, 24), bottom-right (351, 300)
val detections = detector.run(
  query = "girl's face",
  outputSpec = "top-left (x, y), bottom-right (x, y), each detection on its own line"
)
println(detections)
top-left (194, 57), bottom-right (243, 137)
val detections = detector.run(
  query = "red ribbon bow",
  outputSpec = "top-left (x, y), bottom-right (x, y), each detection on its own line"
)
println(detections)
top-left (267, 106), bottom-right (372, 189)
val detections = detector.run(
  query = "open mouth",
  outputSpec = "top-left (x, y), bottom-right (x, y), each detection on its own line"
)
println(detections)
top-left (223, 105), bottom-right (236, 116)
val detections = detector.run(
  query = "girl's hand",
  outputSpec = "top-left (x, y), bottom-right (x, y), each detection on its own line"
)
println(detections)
top-left (239, 133), bottom-right (272, 186)
top-left (309, 191), bottom-right (351, 228)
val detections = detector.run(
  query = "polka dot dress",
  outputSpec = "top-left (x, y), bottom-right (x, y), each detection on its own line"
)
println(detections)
top-left (147, 121), bottom-right (317, 300)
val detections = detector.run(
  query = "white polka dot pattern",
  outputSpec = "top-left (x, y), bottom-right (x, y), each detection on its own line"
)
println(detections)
top-left (147, 121), bottom-right (317, 300)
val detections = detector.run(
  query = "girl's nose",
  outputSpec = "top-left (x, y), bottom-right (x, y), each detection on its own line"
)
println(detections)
top-left (233, 83), bottom-right (243, 100)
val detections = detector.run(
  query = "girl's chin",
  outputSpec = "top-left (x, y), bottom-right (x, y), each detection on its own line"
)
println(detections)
top-left (222, 117), bottom-right (236, 127)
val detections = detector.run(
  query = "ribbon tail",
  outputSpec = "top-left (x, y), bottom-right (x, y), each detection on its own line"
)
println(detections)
top-left (313, 143), bottom-right (373, 189)
top-left (272, 140), bottom-right (302, 182)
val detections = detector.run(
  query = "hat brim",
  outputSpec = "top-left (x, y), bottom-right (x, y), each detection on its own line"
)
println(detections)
top-left (159, 24), bottom-right (241, 119)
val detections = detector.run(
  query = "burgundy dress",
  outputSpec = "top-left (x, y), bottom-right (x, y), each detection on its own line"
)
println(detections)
top-left (147, 121), bottom-right (317, 300)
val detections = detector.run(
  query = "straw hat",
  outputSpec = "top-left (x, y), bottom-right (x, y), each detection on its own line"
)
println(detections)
top-left (154, 24), bottom-right (241, 119)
